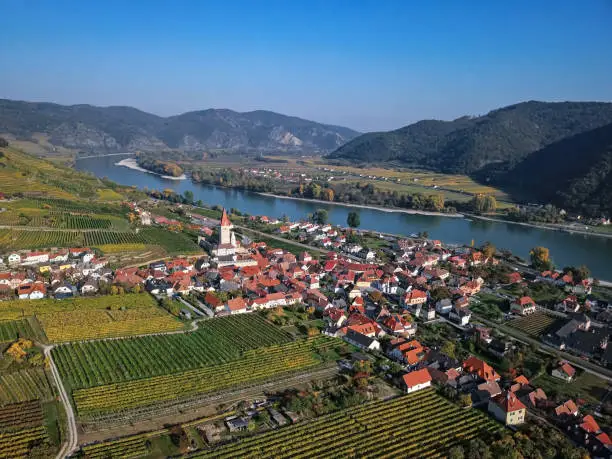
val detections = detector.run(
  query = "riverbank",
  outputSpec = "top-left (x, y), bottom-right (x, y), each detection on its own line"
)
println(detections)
top-left (470, 214), bottom-right (612, 240)
top-left (257, 192), bottom-right (464, 218)
top-left (115, 158), bottom-right (187, 180)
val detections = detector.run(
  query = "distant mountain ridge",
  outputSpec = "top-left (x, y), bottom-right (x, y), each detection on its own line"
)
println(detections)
top-left (329, 101), bottom-right (612, 175)
top-left (0, 99), bottom-right (360, 155)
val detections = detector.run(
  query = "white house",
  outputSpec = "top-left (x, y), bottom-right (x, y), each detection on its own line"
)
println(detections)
top-left (7, 253), bottom-right (21, 265)
top-left (402, 368), bottom-right (432, 394)
top-left (435, 298), bottom-right (452, 315)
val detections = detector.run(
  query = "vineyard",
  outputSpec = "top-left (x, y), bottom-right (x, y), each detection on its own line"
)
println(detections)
top-left (54, 314), bottom-right (294, 389)
top-left (0, 319), bottom-right (42, 343)
top-left (0, 211), bottom-right (129, 231)
top-left (0, 227), bottom-right (200, 254)
top-left (72, 337), bottom-right (335, 417)
top-left (0, 400), bottom-right (53, 458)
top-left (510, 311), bottom-right (563, 337)
top-left (0, 368), bottom-right (54, 405)
top-left (194, 389), bottom-right (502, 459)
top-left (0, 294), bottom-right (183, 343)
top-left (80, 435), bottom-right (149, 459)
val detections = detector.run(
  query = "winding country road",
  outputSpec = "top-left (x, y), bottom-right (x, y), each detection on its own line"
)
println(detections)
top-left (44, 345), bottom-right (78, 459)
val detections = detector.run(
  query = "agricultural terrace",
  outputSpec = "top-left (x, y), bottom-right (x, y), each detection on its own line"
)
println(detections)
top-left (72, 336), bottom-right (338, 418)
top-left (0, 401), bottom-right (50, 459)
top-left (0, 368), bottom-right (54, 405)
top-left (194, 389), bottom-right (502, 459)
top-left (80, 435), bottom-right (150, 459)
top-left (0, 227), bottom-right (201, 255)
top-left (0, 319), bottom-right (45, 343)
top-left (54, 313), bottom-right (293, 389)
top-left (0, 294), bottom-right (183, 343)
top-left (509, 311), bottom-right (564, 337)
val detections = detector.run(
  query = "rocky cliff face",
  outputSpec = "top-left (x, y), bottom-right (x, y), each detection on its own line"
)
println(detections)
top-left (0, 99), bottom-right (359, 155)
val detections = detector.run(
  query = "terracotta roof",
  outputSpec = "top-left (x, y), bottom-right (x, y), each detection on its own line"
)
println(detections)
top-left (596, 432), bottom-right (611, 445)
top-left (517, 296), bottom-right (535, 306)
top-left (555, 399), bottom-right (578, 417)
top-left (402, 368), bottom-right (432, 388)
top-left (513, 375), bottom-right (530, 385)
top-left (580, 415), bottom-right (600, 433)
top-left (559, 362), bottom-right (576, 378)
top-left (226, 297), bottom-right (246, 311)
top-left (491, 391), bottom-right (526, 413)
top-left (463, 356), bottom-right (500, 382)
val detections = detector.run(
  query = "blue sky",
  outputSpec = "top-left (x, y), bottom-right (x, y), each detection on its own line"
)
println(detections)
top-left (1, 0), bottom-right (611, 131)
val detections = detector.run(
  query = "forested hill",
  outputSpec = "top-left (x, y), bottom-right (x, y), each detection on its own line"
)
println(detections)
top-left (500, 123), bottom-right (612, 216)
top-left (0, 99), bottom-right (359, 155)
top-left (328, 101), bottom-right (612, 175)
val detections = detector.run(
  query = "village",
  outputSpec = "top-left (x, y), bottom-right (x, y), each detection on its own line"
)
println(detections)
top-left (1, 202), bottom-right (612, 457)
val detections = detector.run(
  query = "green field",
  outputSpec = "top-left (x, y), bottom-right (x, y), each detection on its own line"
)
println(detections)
top-left (0, 368), bottom-right (54, 405)
top-left (194, 389), bottom-right (502, 459)
top-left (0, 226), bottom-right (201, 254)
top-left (0, 319), bottom-right (45, 343)
top-left (53, 313), bottom-right (293, 390)
top-left (73, 336), bottom-right (335, 417)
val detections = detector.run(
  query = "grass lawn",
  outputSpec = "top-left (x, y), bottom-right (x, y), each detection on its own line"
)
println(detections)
top-left (472, 293), bottom-right (507, 321)
top-left (531, 371), bottom-right (610, 406)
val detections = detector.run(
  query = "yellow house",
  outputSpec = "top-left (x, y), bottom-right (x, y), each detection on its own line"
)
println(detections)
top-left (488, 392), bottom-right (526, 426)
top-left (59, 263), bottom-right (73, 271)
top-left (39, 265), bottom-right (51, 273)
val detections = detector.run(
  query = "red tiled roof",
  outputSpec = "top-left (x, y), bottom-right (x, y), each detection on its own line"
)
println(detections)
top-left (402, 368), bottom-right (431, 388)
top-left (463, 356), bottom-right (500, 382)
top-left (559, 362), bottom-right (576, 377)
top-left (491, 391), bottom-right (526, 413)
top-left (580, 415), bottom-right (600, 433)
top-left (513, 375), bottom-right (530, 385)
top-left (226, 297), bottom-right (246, 311)
top-left (596, 432), bottom-right (611, 445)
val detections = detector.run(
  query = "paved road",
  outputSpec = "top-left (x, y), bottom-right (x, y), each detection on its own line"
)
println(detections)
top-left (177, 296), bottom-right (205, 317)
top-left (44, 345), bottom-right (78, 459)
top-left (473, 313), bottom-right (612, 382)
top-left (236, 225), bottom-right (362, 261)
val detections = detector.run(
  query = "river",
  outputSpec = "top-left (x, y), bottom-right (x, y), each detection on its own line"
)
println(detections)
top-left (76, 155), bottom-right (612, 280)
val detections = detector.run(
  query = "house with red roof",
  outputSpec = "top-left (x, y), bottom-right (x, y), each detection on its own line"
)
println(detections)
top-left (463, 356), bottom-right (500, 382)
top-left (225, 297), bottom-right (247, 315)
top-left (555, 399), bottom-right (578, 418)
top-left (402, 289), bottom-right (428, 307)
top-left (506, 272), bottom-right (522, 284)
top-left (402, 368), bottom-right (432, 393)
top-left (382, 314), bottom-right (417, 337)
top-left (488, 391), bottom-right (526, 425)
top-left (511, 296), bottom-right (537, 316)
top-left (552, 362), bottom-right (576, 382)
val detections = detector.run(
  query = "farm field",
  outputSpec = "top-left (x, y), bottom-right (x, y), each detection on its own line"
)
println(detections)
top-left (0, 294), bottom-right (183, 343)
top-left (0, 400), bottom-right (57, 458)
top-left (194, 389), bottom-right (502, 459)
top-left (0, 227), bottom-right (201, 254)
top-left (0, 318), bottom-right (44, 343)
top-left (54, 314), bottom-right (294, 389)
top-left (80, 434), bottom-right (150, 459)
top-left (0, 368), bottom-right (54, 405)
top-left (72, 336), bottom-right (336, 417)
top-left (509, 311), bottom-right (563, 337)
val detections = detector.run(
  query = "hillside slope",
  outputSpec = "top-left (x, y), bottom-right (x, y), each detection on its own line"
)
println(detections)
top-left (0, 99), bottom-right (360, 155)
top-left (500, 123), bottom-right (612, 216)
top-left (329, 101), bottom-right (612, 174)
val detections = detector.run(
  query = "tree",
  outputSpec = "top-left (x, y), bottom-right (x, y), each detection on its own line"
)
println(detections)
top-left (312, 209), bottom-right (328, 225)
top-left (482, 242), bottom-right (496, 260)
top-left (441, 341), bottom-right (456, 359)
top-left (323, 188), bottom-right (334, 201)
top-left (347, 211), bottom-right (361, 228)
top-left (0, 137), bottom-right (8, 148)
top-left (183, 190), bottom-right (194, 203)
top-left (448, 446), bottom-right (465, 459)
top-left (458, 393), bottom-right (472, 407)
top-left (530, 246), bottom-right (552, 271)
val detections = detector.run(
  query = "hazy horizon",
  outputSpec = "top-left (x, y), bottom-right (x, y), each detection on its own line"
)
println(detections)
top-left (1, 0), bottom-right (611, 131)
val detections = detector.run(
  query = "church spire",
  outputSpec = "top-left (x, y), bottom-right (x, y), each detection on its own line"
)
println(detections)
top-left (220, 208), bottom-right (232, 227)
